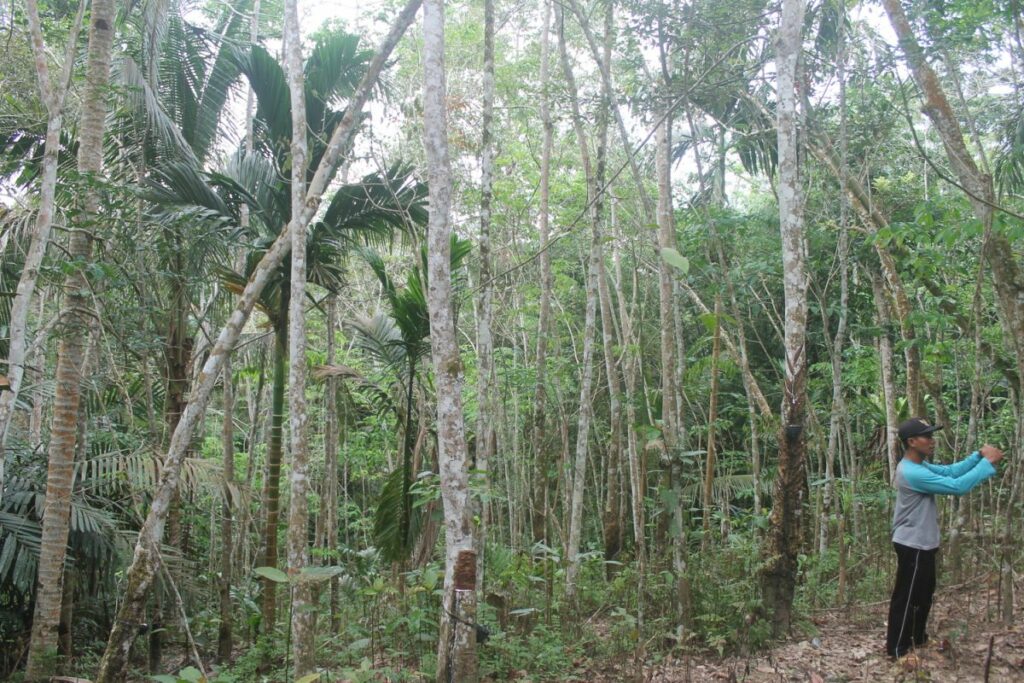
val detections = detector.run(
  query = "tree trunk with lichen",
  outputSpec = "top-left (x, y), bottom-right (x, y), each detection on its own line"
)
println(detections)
top-left (217, 358), bottom-right (234, 662)
top-left (473, 0), bottom-right (496, 594)
top-left (556, 0), bottom-right (603, 609)
top-left (422, 0), bottom-right (477, 679)
top-left (282, 0), bottom-right (314, 669)
top-left (760, 0), bottom-right (808, 639)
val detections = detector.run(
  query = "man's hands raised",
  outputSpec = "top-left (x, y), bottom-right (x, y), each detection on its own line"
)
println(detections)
top-left (981, 444), bottom-right (1004, 465)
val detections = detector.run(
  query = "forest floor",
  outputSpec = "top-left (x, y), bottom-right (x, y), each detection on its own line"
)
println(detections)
top-left (575, 576), bottom-right (1024, 682)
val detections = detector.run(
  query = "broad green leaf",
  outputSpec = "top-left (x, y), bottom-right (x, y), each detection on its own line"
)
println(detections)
top-left (660, 247), bottom-right (689, 274)
top-left (296, 674), bottom-right (322, 683)
top-left (254, 566), bottom-right (290, 583)
top-left (178, 667), bottom-right (203, 682)
top-left (151, 676), bottom-right (178, 683)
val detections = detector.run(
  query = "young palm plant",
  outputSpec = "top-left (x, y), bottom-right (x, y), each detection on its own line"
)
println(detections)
top-left (341, 236), bottom-right (472, 565)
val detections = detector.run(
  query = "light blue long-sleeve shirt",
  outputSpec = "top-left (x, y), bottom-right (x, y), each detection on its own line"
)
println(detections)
top-left (892, 451), bottom-right (996, 550)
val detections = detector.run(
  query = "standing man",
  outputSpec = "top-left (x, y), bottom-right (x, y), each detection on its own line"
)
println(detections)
top-left (886, 417), bottom-right (1003, 659)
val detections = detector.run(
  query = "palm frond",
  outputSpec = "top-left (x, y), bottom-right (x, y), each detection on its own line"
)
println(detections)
top-left (317, 164), bottom-right (428, 244)
top-left (115, 56), bottom-right (200, 165)
top-left (231, 44), bottom-right (291, 159)
top-left (350, 313), bottom-right (408, 371)
top-left (304, 31), bottom-right (369, 107)
top-left (213, 151), bottom-right (288, 233)
top-left (0, 511), bottom-right (41, 596)
top-left (314, 363), bottom-right (397, 417)
top-left (191, 0), bottom-right (252, 160)
top-left (373, 467), bottom-right (423, 564)
top-left (995, 103), bottom-right (1024, 196)
top-left (72, 450), bottom-right (238, 504)
top-left (147, 161), bottom-right (240, 227)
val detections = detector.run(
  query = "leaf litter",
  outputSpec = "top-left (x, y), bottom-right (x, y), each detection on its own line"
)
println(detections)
top-left (570, 577), bottom-right (1024, 682)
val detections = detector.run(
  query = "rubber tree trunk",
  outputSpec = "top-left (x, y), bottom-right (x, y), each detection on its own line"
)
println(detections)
top-left (152, 274), bottom-right (192, 673)
top-left (422, 1), bottom-right (477, 680)
top-left (702, 299), bottom-right (722, 545)
top-left (217, 357), bottom-right (234, 661)
top-left (655, 92), bottom-right (694, 629)
top-left (474, 0), bottom-right (496, 593)
top-left (529, 0), bottom-right (555, 546)
top-left (872, 272), bottom-right (900, 482)
top-left (556, 0), bottom-right (603, 609)
top-left (589, 0), bottom-right (624, 575)
top-left (760, 0), bottom-right (808, 639)
top-left (324, 297), bottom-right (340, 632)
top-left (282, 0), bottom-right (314, 669)
top-left (821, 19), bottom-right (851, 553)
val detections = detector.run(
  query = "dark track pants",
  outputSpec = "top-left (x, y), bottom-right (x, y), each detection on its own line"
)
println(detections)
top-left (886, 542), bottom-right (937, 657)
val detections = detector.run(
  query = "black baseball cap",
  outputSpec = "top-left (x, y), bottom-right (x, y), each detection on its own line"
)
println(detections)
top-left (898, 417), bottom-right (943, 442)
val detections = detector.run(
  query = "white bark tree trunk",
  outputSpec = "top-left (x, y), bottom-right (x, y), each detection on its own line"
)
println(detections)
top-left (325, 296), bottom-right (340, 631)
top-left (217, 357), bottom-right (234, 661)
top-left (821, 25), bottom-right (850, 556)
top-left (872, 272), bottom-right (900, 482)
top-left (529, 0), bottom-right (555, 545)
top-left (761, 0), bottom-right (808, 638)
top-left (422, 1), bottom-right (477, 680)
top-left (474, 0), bottom-right (496, 593)
top-left (282, 0), bottom-right (314, 672)
top-left (556, 2), bottom-right (602, 609)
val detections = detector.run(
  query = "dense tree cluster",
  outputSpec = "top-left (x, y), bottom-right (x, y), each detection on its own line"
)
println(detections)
top-left (1, 0), bottom-right (1023, 680)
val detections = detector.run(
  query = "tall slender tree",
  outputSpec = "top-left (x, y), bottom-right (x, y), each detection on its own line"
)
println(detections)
top-left (556, 0), bottom-right (603, 609)
top-left (529, 0), bottom-right (555, 545)
top-left (282, 0), bottom-right (315, 670)
top-left (760, 0), bottom-right (808, 638)
top-left (474, 0), bottom-right (496, 592)
top-left (422, 0), bottom-right (477, 679)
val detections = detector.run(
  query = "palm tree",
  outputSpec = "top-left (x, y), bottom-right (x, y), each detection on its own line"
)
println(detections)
top-left (339, 235), bottom-right (471, 565)
top-left (148, 33), bottom-right (428, 631)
